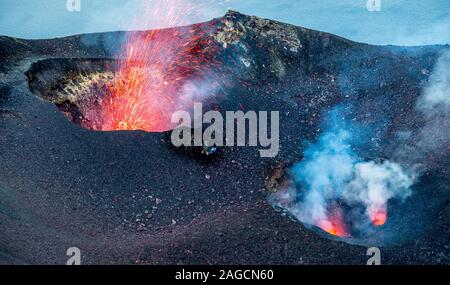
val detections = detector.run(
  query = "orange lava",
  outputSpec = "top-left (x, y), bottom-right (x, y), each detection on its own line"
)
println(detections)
top-left (85, 0), bottom-right (219, 132)
top-left (369, 208), bottom-right (387, 226)
top-left (319, 220), bottom-right (349, 237)
top-left (318, 208), bottom-right (349, 237)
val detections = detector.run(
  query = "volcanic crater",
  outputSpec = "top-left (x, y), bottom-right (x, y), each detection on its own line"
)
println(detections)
top-left (26, 58), bottom-right (118, 130)
top-left (0, 11), bottom-right (449, 264)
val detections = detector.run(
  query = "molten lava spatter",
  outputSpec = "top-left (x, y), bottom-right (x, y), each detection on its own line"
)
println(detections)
top-left (369, 208), bottom-right (387, 226)
top-left (319, 220), bottom-right (348, 237)
top-left (83, 0), bottom-right (219, 132)
top-left (318, 207), bottom-right (349, 237)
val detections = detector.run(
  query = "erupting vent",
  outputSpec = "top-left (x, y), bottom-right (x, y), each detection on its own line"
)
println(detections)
top-left (270, 186), bottom-right (390, 240)
top-left (266, 156), bottom-right (422, 247)
top-left (95, 26), bottom-right (220, 132)
top-left (27, 0), bottom-right (223, 133)
top-left (26, 27), bottom-right (221, 133)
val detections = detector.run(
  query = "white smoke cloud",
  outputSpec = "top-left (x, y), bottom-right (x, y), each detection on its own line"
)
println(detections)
top-left (270, 50), bottom-right (450, 241)
top-left (270, 117), bottom-right (414, 235)
top-left (418, 50), bottom-right (450, 112)
top-left (345, 161), bottom-right (413, 220)
top-left (179, 76), bottom-right (222, 105)
top-left (401, 50), bottom-right (450, 161)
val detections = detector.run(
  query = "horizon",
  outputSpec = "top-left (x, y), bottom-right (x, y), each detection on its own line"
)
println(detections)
top-left (0, 0), bottom-right (448, 46)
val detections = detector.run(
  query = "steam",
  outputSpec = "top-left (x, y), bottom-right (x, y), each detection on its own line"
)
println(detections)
top-left (270, 50), bottom-right (450, 241)
top-left (270, 109), bottom-right (414, 236)
top-left (346, 161), bottom-right (413, 222)
top-left (415, 50), bottom-right (450, 155)
top-left (394, 50), bottom-right (450, 166)
top-left (179, 74), bottom-right (223, 105)
top-left (420, 53), bottom-right (450, 109)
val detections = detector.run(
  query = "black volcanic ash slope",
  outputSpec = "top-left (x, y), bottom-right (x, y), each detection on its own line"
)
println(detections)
top-left (0, 11), bottom-right (449, 264)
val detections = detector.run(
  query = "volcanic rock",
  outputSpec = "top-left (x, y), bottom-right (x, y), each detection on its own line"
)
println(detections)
top-left (0, 11), bottom-right (448, 264)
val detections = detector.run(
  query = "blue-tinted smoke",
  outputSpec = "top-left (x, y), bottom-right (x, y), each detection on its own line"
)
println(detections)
top-left (270, 108), bottom-right (414, 236)
top-left (270, 50), bottom-right (450, 244)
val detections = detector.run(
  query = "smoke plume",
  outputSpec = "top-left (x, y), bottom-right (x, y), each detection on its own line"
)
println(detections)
top-left (415, 50), bottom-right (450, 154)
top-left (270, 50), bottom-right (450, 243)
top-left (269, 109), bottom-right (414, 238)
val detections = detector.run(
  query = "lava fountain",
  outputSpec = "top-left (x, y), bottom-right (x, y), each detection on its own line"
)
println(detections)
top-left (82, 0), bottom-right (220, 132)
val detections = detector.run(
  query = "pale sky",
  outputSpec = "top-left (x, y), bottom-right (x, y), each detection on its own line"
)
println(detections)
top-left (0, 0), bottom-right (448, 46)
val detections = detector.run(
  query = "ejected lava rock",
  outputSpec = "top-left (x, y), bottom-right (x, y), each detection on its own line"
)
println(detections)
top-left (0, 11), bottom-right (449, 264)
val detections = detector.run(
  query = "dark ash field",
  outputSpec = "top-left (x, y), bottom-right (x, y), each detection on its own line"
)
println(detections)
top-left (0, 11), bottom-right (449, 265)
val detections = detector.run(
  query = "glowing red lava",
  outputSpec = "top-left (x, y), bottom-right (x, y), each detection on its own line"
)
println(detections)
top-left (369, 208), bottom-right (387, 226)
top-left (319, 220), bottom-right (348, 237)
top-left (317, 207), bottom-right (349, 237)
top-left (85, 0), bottom-right (219, 132)
top-left (317, 206), bottom-right (387, 238)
